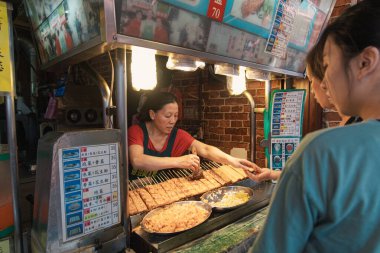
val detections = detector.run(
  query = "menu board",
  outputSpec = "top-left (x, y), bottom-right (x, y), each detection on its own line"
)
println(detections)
top-left (119, 0), bottom-right (335, 75)
top-left (58, 143), bottom-right (120, 242)
top-left (265, 0), bottom-right (299, 58)
top-left (25, 0), bottom-right (101, 64)
top-left (269, 90), bottom-right (305, 170)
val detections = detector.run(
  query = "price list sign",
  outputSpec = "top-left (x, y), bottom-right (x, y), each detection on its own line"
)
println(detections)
top-left (58, 143), bottom-right (120, 242)
top-left (269, 90), bottom-right (305, 170)
top-left (265, 0), bottom-right (299, 58)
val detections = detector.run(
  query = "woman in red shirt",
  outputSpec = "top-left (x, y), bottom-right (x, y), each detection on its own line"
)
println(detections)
top-left (128, 91), bottom-right (258, 179)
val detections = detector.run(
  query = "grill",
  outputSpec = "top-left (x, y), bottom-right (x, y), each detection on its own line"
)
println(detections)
top-left (128, 161), bottom-right (276, 253)
top-left (127, 161), bottom-right (250, 216)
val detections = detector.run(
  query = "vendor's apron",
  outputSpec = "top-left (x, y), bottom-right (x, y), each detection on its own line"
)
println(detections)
top-left (129, 123), bottom-right (178, 180)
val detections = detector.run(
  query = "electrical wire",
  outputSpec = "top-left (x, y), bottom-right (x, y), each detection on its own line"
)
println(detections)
top-left (107, 51), bottom-right (114, 128)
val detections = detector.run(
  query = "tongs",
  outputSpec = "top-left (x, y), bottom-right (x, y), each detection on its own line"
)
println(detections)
top-left (190, 146), bottom-right (203, 180)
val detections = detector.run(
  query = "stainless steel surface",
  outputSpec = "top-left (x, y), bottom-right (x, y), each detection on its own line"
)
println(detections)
top-left (16, 35), bottom-right (37, 113)
top-left (41, 37), bottom-right (105, 71)
top-left (80, 62), bottom-right (112, 128)
top-left (200, 186), bottom-right (253, 212)
top-left (32, 130), bottom-right (125, 253)
top-left (140, 201), bottom-right (212, 235)
top-left (264, 80), bottom-right (271, 166)
top-left (244, 91), bottom-right (256, 163)
top-left (104, 0), bottom-right (117, 43)
top-left (5, 2), bottom-right (22, 252)
top-left (114, 48), bottom-right (131, 247)
top-left (131, 180), bottom-right (275, 253)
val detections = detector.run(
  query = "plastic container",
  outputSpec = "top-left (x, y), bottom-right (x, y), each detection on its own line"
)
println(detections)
top-left (0, 153), bottom-right (14, 238)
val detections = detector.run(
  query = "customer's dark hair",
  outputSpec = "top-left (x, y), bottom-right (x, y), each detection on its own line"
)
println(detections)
top-left (138, 91), bottom-right (178, 122)
top-left (323, 0), bottom-right (380, 65)
top-left (306, 32), bottom-right (328, 81)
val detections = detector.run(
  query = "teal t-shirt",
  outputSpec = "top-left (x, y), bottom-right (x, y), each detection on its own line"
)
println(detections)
top-left (251, 120), bottom-right (380, 253)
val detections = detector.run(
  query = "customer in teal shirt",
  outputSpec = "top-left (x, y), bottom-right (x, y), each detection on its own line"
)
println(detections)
top-left (251, 1), bottom-right (380, 252)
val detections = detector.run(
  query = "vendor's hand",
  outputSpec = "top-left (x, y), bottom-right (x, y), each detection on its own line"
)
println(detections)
top-left (230, 158), bottom-right (261, 172)
top-left (244, 167), bottom-right (281, 182)
top-left (177, 154), bottom-right (200, 172)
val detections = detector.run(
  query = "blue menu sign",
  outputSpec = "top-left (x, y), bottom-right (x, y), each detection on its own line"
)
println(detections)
top-left (59, 143), bottom-right (120, 242)
top-left (269, 89), bottom-right (305, 170)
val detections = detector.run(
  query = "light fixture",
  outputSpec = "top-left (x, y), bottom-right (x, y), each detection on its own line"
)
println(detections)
top-left (214, 63), bottom-right (240, 77)
top-left (246, 68), bottom-right (270, 81)
top-left (227, 66), bottom-right (247, 95)
top-left (131, 46), bottom-right (157, 91)
top-left (166, 55), bottom-right (205, 72)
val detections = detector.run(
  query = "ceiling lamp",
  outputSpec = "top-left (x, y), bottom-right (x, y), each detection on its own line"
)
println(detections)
top-left (246, 68), bottom-right (271, 81)
top-left (131, 46), bottom-right (157, 91)
top-left (227, 66), bottom-right (247, 95)
top-left (214, 63), bottom-right (240, 77)
top-left (166, 55), bottom-right (205, 72)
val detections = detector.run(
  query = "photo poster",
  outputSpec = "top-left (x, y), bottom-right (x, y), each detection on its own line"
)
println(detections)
top-left (119, 1), bottom-right (211, 51)
top-left (25, 0), bottom-right (63, 30)
top-left (26, 0), bottom-right (101, 65)
top-left (117, 0), bottom-right (335, 75)
top-left (287, 0), bottom-right (323, 52)
top-left (267, 89), bottom-right (306, 170)
top-left (223, 0), bottom-right (278, 39)
top-left (160, 0), bottom-right (209, 16)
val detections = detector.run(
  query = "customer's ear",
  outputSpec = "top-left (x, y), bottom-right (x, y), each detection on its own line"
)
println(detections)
top-left (149, 110), bottom-right (155, 120)
top-left (357, 46), bottom-right (380, 80)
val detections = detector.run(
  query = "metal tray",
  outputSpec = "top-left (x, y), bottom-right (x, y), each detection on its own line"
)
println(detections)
top-left (200, 186), bottom-right (253, 212)
top-left (140, 201), bottom-right (212, 235)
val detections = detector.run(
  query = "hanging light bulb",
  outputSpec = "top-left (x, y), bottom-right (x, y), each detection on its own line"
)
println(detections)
top-left (166, 55), bottom-right (205, 72)
top-left (131, 46), bottom-right (157, 91)
top-left (227, 66), bottom-right (247, 95)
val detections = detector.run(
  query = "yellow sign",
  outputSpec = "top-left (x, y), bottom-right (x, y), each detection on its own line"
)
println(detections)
top-left (0, 1), bottom-right (13, 94)
top-left (0, 238), bottom-right (10, 253)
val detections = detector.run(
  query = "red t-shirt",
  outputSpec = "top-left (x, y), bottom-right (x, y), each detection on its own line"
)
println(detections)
top-left (128, 124), bottom-right (194, 157)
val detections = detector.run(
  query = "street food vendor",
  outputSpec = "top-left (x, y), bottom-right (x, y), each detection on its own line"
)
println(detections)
top-left (128, 91), bottom-right (258, 179)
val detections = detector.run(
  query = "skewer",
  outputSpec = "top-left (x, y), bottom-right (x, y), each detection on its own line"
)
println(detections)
top-left (131, 180), bottom-right (140, 189)
top-left (203, 162), bottom-right (215, 170)
top-left (210, 161), bottom-right (221, 167)
top-left (151, 177), bottom-right (159, 184)
top-left (177, 170), bottom-right (188, 178)
top-left (200, 163), bottom-right (208, 170)
top-left (161, 173), bottom-right (171, 181)
top-left (156, 174), bottom-right (165, 182)
top-left (172, 170), bottom-right (182, 178)
top-left (137, 177), bottom-right (146, 188)
top-left (167, 170), bottom-right (177, 178)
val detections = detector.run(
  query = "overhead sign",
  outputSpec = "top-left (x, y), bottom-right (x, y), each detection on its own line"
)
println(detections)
top-left (0, 1), bottom-right (13, 94)
top-left (207, 0), bottom-right (227, 22)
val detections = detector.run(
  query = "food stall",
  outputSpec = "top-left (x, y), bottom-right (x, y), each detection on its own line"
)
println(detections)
top-left (20, 0), bottom-right (337, 252)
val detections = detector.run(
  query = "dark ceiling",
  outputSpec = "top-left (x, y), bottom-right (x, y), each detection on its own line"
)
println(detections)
top-left (7, 0), bottom-right (31, 28)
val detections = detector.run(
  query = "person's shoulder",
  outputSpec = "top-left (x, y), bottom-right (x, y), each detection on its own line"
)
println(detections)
top-left (128, 124), bottom-right (143, 133)
top-left (302, 120), bottom-right (375, 149)
top-left (176, 128), bottom-right (194, 139)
